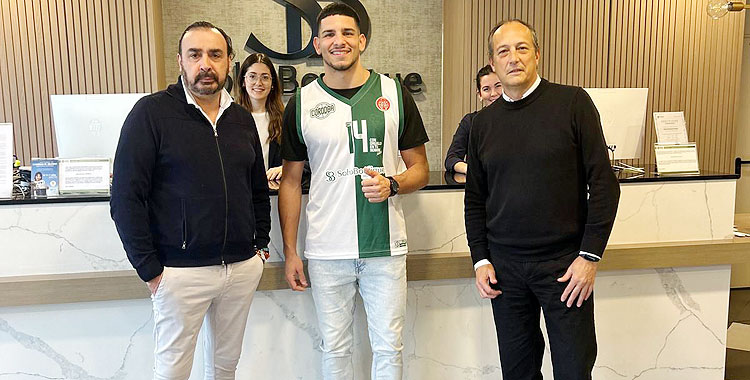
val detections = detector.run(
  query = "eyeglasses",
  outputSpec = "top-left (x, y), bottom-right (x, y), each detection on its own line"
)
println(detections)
top-left (245, 73), bottom-right (272, 84)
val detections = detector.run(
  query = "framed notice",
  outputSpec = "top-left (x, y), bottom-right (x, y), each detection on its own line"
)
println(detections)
top-left (653, 112), bottom-right (689, 144)
top-left (59, 158), bottom-right (110, 194)
top-left (654, 143), bottom-right (700, 174)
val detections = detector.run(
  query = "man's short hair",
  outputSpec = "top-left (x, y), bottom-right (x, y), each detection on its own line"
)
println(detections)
top-left (178, 21), bottom-right (235, 60)
top-left (316, 2), bottom-right (361, 34)
top-left (487, 19), bottom-right (540, 58)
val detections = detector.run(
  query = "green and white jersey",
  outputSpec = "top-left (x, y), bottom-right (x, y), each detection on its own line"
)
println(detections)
top-left (282, 71), bottom-right (428, 260)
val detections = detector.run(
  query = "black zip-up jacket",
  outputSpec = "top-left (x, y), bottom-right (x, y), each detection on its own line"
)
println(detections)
top-left (111, 77), bottom-right (271, 282)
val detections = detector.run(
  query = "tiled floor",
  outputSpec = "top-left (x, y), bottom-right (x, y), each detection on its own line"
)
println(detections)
top-left (727, 288), bottom-right (750, 380)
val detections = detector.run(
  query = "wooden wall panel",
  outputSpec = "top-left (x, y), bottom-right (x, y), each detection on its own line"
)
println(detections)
top-left (0, 0), bottom-right (162, 165)
top-left (443, 0), bottom-right (744, 173)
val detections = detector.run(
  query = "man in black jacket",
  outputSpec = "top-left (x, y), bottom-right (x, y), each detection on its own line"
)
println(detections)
top-left (111, 21), bottom-right (270, 379)
top-left (465, 20), bottom-right (620, 380)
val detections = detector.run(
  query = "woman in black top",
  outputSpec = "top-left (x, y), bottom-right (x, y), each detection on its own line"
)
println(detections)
top-left (444, 65), bottom-right (502, 173)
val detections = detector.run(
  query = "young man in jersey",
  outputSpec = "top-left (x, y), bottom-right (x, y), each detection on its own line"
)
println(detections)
top-left (278, 3), bottom-right (429, 379)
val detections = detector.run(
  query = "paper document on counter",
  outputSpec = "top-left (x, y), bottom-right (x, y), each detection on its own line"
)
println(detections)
top-left (654, 143), bottom-right (699, 173)
top-left (0, 123), bottom-right (12, 198)
top-left (653, 112), bottom-right (689, 144)
top-left (59, 158), bottom-right (110, 194)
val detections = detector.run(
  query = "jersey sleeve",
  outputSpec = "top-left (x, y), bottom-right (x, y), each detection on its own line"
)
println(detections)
top-left (281, 91), bottom-right (308, 161)
top-left (397, 84), bottom-right (429, 151)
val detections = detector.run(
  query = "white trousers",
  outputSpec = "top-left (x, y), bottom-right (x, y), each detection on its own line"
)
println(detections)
top-left (151, 255), bottom-right (264, 380)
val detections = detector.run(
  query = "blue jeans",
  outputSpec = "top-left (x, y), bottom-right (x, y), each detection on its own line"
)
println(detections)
top-left (308, 255), bottom-right (407, 380)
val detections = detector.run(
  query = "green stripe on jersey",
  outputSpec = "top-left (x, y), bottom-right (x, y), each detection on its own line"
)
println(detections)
top-left (349, 75), bottom-right (391, 258)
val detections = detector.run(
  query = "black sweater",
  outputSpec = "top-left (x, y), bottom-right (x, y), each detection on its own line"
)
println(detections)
top-left (464, 79), bottom-right (620, 264)
top-left (444, 111), bottom-right (477, 171)
top-left (110, 78), bottom-right (271, 282)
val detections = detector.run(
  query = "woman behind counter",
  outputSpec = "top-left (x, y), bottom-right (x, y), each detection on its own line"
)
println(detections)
top-left (236, 53), bottom-right (285, 184)
top-left (444, 65), bottom-right (502, 174)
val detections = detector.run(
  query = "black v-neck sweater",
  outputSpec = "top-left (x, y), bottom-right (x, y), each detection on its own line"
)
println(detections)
top-left (464, 79), bottom-right (620, 264)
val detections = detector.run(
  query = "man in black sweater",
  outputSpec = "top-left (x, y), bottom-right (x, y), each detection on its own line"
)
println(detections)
top-left (464, 19), bottom-right (620, 380)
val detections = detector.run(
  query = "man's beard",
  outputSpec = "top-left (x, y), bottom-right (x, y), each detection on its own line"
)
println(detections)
top-left (322, 52), bottom-right (359, 72)
top-left (183, 69), bottom-right (225, 96)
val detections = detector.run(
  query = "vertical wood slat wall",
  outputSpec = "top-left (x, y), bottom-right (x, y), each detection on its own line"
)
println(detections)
top-left (0, 0), bottom-right (162, 165)
top-left (443, 0), bottom-right (744, 172)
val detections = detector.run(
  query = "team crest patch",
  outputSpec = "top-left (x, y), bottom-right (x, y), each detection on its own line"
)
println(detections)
top-left (310, 102), bottom-right (335, 119)
top-left (376, 97), bottom-right (391, 112)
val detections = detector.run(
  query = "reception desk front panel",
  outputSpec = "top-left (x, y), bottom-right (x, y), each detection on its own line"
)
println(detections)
top-left (0, 177), bottom-right (737, 276)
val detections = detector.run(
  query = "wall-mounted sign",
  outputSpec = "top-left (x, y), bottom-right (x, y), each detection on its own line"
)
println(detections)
top-left (277, 65), bottom-right (423, 95)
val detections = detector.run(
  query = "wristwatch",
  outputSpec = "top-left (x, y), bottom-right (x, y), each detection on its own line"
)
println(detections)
top-left (579, 252), bottom-right (601, 262)
top-left (386, 176), bottom-right (399, 197)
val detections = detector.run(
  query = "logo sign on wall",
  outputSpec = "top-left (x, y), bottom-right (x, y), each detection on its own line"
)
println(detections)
top-left (245, 0), bottom-right (371, 60)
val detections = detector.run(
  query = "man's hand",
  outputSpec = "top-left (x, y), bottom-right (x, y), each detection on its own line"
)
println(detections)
top-left (361, 168), bottom-right (391, 203)
top-left (268, 180), bottom-right (280, 190)
top-left (453, 161), bottom-right (467, 174)
top-left (452, 172), bottom-right (466, 184)
top-left (475, 263), bottom-right (502, 299)
top-left (557, 256), bottom-right (598, 307)
top-left (147, 273), bottom-right (163, 295)
top-left (285, 253), bottom-right (308, 291)
top-left (267, 166), bottom-right (283, 181)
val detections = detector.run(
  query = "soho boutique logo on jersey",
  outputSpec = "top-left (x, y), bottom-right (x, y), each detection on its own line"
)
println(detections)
top-left (325, 166), bottom-right (385, 183)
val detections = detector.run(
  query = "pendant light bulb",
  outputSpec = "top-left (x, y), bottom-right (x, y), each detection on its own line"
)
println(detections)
top-left (707, 0), bottom-right (730, 19)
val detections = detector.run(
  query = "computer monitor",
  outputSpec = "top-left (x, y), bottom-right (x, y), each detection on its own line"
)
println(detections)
top-left (50, 93), bottom-right (149, 165)
top-left (583, 88), bottom-right (649, 160)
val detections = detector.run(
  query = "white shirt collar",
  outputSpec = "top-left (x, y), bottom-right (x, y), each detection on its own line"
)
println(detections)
top-left (502, 75), bottom-right (542, 102)
top-left (181, 76), bottom-right (233, 132)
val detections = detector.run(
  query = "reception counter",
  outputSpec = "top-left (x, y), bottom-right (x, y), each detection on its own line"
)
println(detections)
top-left (0, 170), bottom-right (747, 379)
